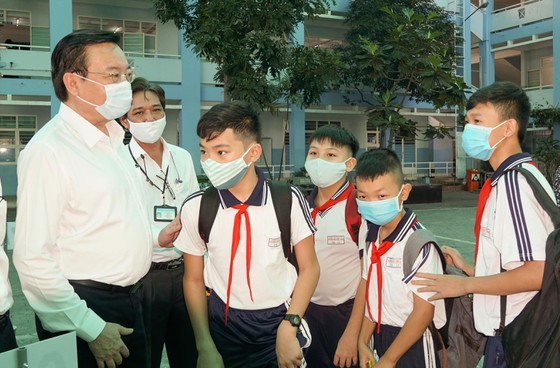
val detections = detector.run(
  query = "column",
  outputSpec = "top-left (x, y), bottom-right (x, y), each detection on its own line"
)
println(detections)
top-left (49, 0), bottom-right (73, 117)
top-left (553, 0), bottom-right (560, 140)
top-left (480, 1), bottom-right (495, 87)
top-left (289, 23), bottom-right (306, 172)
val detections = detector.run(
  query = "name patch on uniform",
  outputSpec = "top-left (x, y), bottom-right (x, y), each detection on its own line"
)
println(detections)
top-left (385, 257), bottom-right (402, 268)
top-left (268, 237), bottom-right (282, 248)
top-left (481, 226), bottom-right (491, 239)
top-left (327, 235), bottom-right (345, 245)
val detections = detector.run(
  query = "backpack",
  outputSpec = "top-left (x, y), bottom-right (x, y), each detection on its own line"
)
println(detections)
top-left (198, 181), bottom-right (297, 270)
top-left (500, 166), bottom-right (560, 367)
top-left (403, 228), bottom-right (487, 368)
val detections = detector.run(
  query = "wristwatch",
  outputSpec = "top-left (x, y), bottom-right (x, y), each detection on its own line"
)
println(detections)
top-left (283, 314), bottom-right (301, 327)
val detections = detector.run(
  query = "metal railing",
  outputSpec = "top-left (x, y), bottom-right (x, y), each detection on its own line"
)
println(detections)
top-left (402, 161), bottom-right (456, 180)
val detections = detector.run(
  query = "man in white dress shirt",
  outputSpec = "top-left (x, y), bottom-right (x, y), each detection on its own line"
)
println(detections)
top-left (14, 30), bottom-right (153, 368)
top-left (120, 77), bottom-right (199, 367)
top-left (0, 178), bottom-right (17, 353)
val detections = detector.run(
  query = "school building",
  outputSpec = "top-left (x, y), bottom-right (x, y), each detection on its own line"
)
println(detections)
top-left (0, 0), bottom-right (558, 195)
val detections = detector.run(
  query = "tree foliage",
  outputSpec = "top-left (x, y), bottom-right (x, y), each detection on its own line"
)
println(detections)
top-left (153, 0), bottom-right (338, 111)
top-left (338, 0), bottom-right (467, 148)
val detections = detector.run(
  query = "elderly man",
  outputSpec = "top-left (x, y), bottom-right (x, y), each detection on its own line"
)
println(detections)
top-left (14, 29), bottom-right (154, 368)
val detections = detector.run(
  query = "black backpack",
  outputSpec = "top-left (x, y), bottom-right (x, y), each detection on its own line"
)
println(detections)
top-left (501, 166), bottom-right (560, 367)
top-left (403, 229), bottom-right (486, 368)
top-left (197, 181), bottom-right (298, 271)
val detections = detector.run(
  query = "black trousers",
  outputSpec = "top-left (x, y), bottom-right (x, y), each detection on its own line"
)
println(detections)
top-left (0, 311), bottom-right (17, 353)
top-left (35, 282), bottom-right (148, 368)
top-left (304, 299), bottom-right (357, 368)
top-left (141, 264), bottom-right (197, 368)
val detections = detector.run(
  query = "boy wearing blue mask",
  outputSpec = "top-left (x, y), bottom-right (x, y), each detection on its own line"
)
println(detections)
top-left (303, 125), bottom-right (365, 368)
top-left (355, 149), bottom-right (446, 368)
top-left (413, 81), bottom-right (554, 368)
top-left (171, 101), bottom-right (320, 368)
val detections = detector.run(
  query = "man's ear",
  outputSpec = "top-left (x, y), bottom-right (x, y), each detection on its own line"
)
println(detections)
top-left (248, 143), bottom-right (262, 163)
top-left (400, 183), bottom-right (413, 202)
top-left (119, 117), bottom-right (130, 130)
top-left (505, 119), bottom-right (519, 138)
top-left (63, 72), bottom-right (80, 97)
top-left (345, 157), bottom-right (357, 172)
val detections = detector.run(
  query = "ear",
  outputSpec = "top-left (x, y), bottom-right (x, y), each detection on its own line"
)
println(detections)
top-left (400, 183), bottom-right (413, 202)
top-left (120, 117), bottom-right (130, 129)
top-left (505, 119), bottom-right (518, 138)
top-left (63, 72), bottom-right (80, 97)
top-left (345, 157), bottom-right (357, 173)
top-left (248, 143), bottom-right (262, 163)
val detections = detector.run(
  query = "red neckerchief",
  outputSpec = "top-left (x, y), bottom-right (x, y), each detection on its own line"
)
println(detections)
top-left (224, 203), bottom-right (253, 325)
top-left (365, 240), bottom-right (396, 334)
top-left (311, 182), bottom-right (355, 223)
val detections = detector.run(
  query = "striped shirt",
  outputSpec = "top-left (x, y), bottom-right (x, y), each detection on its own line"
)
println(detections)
top-left (474, 153), bottom-right (555, 336)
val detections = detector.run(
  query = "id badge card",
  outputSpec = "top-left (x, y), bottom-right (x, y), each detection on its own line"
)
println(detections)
top-left (154, 205), bottom-right (177, 222)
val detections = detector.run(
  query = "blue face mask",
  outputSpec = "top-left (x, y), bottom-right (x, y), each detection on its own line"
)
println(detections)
top-left (462, 120), bottom-right (508, 161)
top-left (356, 187), bottom-right (403, 226)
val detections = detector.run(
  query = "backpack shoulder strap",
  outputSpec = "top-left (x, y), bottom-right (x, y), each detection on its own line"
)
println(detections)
top-left (403, 228), bottom-right (446, 277)
top-left (268, 181), bottom-right (296, 270)
top-left (345, 188), bottom-right (361, 244)
top-left (512, 166), bottom-right (560, 228)
top-left (198, 186), bottom-right (220, 244)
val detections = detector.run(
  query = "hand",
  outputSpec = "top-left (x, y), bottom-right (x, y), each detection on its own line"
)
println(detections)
top-left (276, 322), bottom-right (303, 368)
top-left (412, 272), bottom-right (468, 301)
top-left (358, 341), bottom-right (374, 368)
top-left (158, 215), bottom-right (181, 248)
top-left (334, 330), bottom-right (358, 368)
top-left (87, 322), bottom-right (133, 368)
top-left (441, 246), bottom-right (468, 269)
top-left (197, 347), bottom-right (224, 368)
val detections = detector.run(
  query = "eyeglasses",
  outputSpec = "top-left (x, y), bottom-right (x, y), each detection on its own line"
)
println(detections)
top-left (87, 68), bottom-right (135, 83)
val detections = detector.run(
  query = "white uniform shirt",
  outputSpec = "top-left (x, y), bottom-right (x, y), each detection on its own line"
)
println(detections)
top-left (0, 179), bottom-right (13, 315)
top-left (127, 138), bottom-right (199, 263)
top-left (362, 210), bottom-right (446, 329)
top-left (474, 153), bottom-right (554, 336)
top-left (14, 103), bottom-right (152, 342)
top-left (175, 168), bottom-right (316, 310)
top-left (309, 181), bottom-right (364, 305)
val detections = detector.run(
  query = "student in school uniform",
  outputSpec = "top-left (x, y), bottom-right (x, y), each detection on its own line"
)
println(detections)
top-left (120, 77), bottom-right (199, 368)
top-left (167, 101), bottom-right (320, 368)
top-left (413, 81), bottom-right (554, 368)
top-left (303, 125), bottom-right (365, 368)
top-left (356, 149), bottom-right (446, 368)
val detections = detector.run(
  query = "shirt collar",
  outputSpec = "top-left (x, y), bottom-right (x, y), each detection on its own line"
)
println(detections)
top-left (59, 103), bottom-right (125, 149)
top-left (219, 166), bottom-right (266, 208)
top-left (128, 138), bottom-right (171, 168)
top-left (366, 208), bottom-right (417, 244)
top-left (490, 152), bottom-right (533, 186)
top-left (309, 180), bottom-right (350, 209)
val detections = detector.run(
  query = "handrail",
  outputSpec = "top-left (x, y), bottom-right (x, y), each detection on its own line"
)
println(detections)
top-left (492, 0), bottom-right (542, 14)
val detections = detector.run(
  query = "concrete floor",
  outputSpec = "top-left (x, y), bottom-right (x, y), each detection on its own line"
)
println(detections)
top-left (5, 188), bottom-right (481, 367)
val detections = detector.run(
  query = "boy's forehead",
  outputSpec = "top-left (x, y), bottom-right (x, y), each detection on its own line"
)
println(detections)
top-left (357, 173), bottom-right (401, 190)
top-left (467, 102), bottom-right (497, 116)
top-left (310, 138), bottom-right (347, 151)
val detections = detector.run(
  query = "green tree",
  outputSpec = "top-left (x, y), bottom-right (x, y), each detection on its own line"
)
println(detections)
top-left (153, 0), bottom-right (338, 111)
top-left (338, 0), bottom-right (467, 148)
top-left (533, 136), bottom-right (560, 183)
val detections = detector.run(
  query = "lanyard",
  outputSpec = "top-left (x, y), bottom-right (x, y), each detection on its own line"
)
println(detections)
top-left (128, 145), bottom-right (175, 204)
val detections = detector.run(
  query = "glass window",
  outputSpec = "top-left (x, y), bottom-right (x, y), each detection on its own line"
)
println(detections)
top-left (0, 115), bottom-right (37, 163)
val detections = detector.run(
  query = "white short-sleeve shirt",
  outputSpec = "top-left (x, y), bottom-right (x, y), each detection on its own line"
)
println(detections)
top-left (361, 210), bottom-right (447, 329)
top-left (474, 153), bottom-right (554, 336)
top-left (309, 181), bottom-right (364, 305)
top-left (175, 168), bottom-right (316, 310)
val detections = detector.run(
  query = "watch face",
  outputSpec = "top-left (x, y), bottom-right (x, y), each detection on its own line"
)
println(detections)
top-left (286, 314), bottom-right (301, 327)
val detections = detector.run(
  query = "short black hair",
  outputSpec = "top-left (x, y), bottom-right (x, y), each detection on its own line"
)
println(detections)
top-left (308, 124), bottom-right (359, 157)
top-left (466, 81), bottom-right (531, 143)
top-left (51, 29), bottom-right (120, 101)
top-left (130, 77), bottom-right (166, 109)
top-left (197, 101), bottom-right (261, 144)
top-left (355, 148), bottom-right (404, 186)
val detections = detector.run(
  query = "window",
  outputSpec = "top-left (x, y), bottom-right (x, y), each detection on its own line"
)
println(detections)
top-left (304, 120), bottom-right (341, 144)
top-left (0, 9), bottom-right (32, 49)
top-left (0, 115), bottom-right (37, 163)
top-left (366, 120), bottom-right (380, 149)
top-left (77, 16), bottom-right (157, 56)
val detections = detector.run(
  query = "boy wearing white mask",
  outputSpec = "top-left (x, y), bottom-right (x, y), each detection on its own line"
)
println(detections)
top-left (173, 101), bottom-right (319, 368)
top-left (413, 82), bottom-right (554, 368)
top-left (303, 125), bottom-right (365, 368)
top-left (120, 77), bottom-right (199, 368)
top-left (355, 149), bottom-right (446, 368)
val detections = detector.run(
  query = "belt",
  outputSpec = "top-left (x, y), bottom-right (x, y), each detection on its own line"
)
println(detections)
top-left (0, 310), bottom-right (9, 322)
top-left (69, 279), bottom-right (143, 294)
top-left (150, 257), bottom-right (183, 271)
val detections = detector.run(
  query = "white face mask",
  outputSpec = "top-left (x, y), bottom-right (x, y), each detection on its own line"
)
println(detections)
top-left (304, 158), bottom-right (349, 188)
top-left (74, 74), bottom-right (132, 120)
top-left (201, 146), bottom-right (254, 190)
top-left (127, 116), bottom-right (167, 144)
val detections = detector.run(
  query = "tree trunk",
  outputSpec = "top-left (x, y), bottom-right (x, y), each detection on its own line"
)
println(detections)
top-left (223, 74), bottom-right (231, 102)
